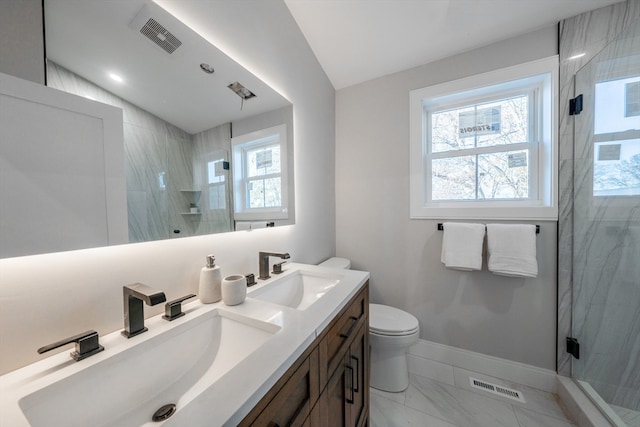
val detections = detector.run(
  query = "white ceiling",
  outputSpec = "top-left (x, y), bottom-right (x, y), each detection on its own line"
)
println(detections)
top-left (45, 0), bottom-right (290, 134)
top-left (284, 0), bottom-right (623, 90)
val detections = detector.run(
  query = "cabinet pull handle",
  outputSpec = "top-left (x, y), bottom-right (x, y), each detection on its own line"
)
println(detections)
top-left (345, 365), bottom-right (355, 404)
top-left (340, 316), bottom-right (359, 339)
top-left (351, 355), bottom-right (359, 393)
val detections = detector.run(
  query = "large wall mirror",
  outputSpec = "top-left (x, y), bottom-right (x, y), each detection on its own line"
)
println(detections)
top-left (4, 0), bottom-right (294, 258)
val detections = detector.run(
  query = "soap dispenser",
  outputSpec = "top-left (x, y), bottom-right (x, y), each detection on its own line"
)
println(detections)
top-left (199, 255), bottom-right (222, 303)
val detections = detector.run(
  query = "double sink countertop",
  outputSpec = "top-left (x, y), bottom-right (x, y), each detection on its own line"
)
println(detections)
top-left (0, 263), bottom-right (369, 427)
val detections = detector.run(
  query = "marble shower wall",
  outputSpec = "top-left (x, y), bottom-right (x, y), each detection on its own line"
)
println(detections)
top-left (46, 62), bottom-right (231, 242)
top-left (557, 0), bottom-right (640, 410)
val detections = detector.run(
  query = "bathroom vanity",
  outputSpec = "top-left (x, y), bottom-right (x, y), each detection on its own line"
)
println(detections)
top-left (240, 281), bottom-right (369, 427)
top-left (0, 264), bottom-right (369, 427)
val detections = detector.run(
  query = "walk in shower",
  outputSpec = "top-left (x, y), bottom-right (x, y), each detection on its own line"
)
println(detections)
top-left (571, 16), bottom-right (640, 426)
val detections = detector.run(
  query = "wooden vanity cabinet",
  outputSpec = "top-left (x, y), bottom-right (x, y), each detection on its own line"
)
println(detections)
top-left (319, 322), bottom-right (369, 427)
top-left (240, 282), bottom-right (369, 427)
top-left (238, 345), bottom-right (319, 427)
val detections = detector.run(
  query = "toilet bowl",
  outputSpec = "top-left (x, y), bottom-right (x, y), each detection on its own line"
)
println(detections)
top-left (369, 303), bottom-right (419, 392)
top-left (318, 258), bottom-right (420, 393)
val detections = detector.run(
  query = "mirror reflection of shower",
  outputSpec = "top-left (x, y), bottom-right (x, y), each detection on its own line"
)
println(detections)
top-left (36, 0), bottom-right (294, 252)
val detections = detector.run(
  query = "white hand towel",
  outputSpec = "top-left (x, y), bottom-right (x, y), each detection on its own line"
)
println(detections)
top-left (487, 224), bottom-right (538, 278)
top-left (440, 222), bottom-right (485, 271)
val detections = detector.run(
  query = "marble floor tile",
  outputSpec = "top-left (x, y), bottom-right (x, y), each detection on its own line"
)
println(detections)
top-left (370, 372), bottom-right (578, 427)
top-left (371, 384), bottom-right (407, 405)
top-left (370, 392), bottom-right (457, 427)
top-left (452, 367), bottom-right (569, 420)
top-left (404, 374), bottom-right (521, 427)
top-left (513, 406), bottom-right (577, 427)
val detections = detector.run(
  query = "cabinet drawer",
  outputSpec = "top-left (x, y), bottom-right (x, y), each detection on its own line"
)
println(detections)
top-left (241, 347), bottom-right (319, 427)
top-left (319, 283), bottom-right (368, 388)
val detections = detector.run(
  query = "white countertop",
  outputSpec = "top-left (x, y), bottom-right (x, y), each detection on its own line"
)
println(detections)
top-left (0, 263), bottom-right (369, 427)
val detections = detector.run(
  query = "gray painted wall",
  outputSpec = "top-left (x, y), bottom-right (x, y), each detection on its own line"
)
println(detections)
top-left (336, 27), bottom-right (559, 370)
top-left (0, 0), bottom-right (45, 84)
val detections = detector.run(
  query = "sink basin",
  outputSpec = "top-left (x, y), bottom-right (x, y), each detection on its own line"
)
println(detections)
top-left (16, 309), bottom-right (279, 427)
top-left (249, 270), bottom-right (341, 310)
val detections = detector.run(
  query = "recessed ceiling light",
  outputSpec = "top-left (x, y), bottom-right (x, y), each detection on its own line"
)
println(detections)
top-left (200, 63), bottom-right (215, 74)
top-left (568, 53), bottom-right (586, 60)
top-left (109, 73), bottom-right (124, 83)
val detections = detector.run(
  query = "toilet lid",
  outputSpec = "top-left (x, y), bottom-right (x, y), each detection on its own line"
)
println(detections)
top-left (370, 304), bottom-right (419, 335)
top-left (319, 257), bottom-right (351, 269)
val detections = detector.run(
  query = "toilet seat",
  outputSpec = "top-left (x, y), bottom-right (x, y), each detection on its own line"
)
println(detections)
top-left (370, 304), bottom-right (419, 336)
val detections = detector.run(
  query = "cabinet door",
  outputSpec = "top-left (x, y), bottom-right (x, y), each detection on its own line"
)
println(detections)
top-left (321, 357), bottom-right (348, 427)
top-left (348, 323), bottom-right (369, 427)
top-left (321, 322), bottom-right (369, 427)
top-left (0, 72), bottom-right (127, 258)
top-left (319, 287), bottom-right (367, 388)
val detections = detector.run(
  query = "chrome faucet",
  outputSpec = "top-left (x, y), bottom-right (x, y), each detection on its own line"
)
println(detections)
top-left (122, 283), bottom-right (166, 338)
top-left (258, 251), bottom-right (290, 280)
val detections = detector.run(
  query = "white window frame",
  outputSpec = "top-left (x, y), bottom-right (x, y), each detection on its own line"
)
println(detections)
top-left (232, 124), bottom-right (288, 221)
top-left (409, 56), bottom-right (559, 220)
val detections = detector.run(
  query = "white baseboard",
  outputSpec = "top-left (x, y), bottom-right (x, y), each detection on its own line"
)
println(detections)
top-left (408, 338), bottom-right (558, 393)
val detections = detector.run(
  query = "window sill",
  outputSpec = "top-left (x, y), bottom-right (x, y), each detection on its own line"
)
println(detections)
top-left (410, 204), bottom-right (558, 221)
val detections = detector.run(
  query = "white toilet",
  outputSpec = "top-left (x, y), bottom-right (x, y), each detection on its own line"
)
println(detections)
top-left (319, 257), bottom-right (420, 393)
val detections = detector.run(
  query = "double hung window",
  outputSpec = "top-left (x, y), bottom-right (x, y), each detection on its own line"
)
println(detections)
top-left (232, 124), bottom-right (288, 220)
top-left (410, 56), bottom-right (558, 220)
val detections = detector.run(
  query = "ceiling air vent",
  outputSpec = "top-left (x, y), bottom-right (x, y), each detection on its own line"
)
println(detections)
top-left (139, 18), bottom-right (182, 54)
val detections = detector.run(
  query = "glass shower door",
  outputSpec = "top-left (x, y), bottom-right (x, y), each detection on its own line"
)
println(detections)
top-left (572, 17), bottom-right (640, 426)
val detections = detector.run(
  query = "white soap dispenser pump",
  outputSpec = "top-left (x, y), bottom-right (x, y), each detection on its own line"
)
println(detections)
top-left (199, 254), bottom-right (222, 303)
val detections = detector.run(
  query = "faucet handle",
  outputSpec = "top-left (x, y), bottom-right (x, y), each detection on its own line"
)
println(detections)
top-left (163, 294), bottom-right (196, 321)
top-left (245, 273), bottom-right (257, 287)
top-left (273, 261), bottom-right (287, 274)
top-left (38, 330), bottom-right (104, 361)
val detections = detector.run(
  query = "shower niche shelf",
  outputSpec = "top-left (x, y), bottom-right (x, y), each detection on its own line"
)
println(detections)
top-left (180, 190), bottom-right (202, 215)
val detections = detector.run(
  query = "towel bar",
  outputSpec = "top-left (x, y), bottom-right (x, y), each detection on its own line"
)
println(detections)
top-left (437, 223), bottom-right (540, 234)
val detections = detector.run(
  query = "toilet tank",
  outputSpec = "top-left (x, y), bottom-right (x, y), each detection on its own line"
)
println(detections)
top-left (318, 257), bottom-right (351, 269)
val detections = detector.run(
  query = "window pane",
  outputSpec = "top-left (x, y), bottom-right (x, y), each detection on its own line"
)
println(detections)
top-left (247, 177), bottom-right (282, 208)
top-left (208, 183), bottom-right (226, 210)
top-left (431, 95), bottom-right (528, 153)
top-left (432, 151), bottom-right (530, 201)
top-left (247, 145), bottom-right (281, 177)
top-left (477, 150), bottom-right (529, 199)
top-left (207, 159), bottom-right (225, 184)
top-left (432, 156), bottom-right (476, 200)
top-left (593, 139), bottom-right (640, 196)
top-left (432, 106), bottom-right (476, 152)
top-left (477, 96), bottom-right (528, 148)
top-left (625, 81), bottom-right (640, 117)
top-left (595, 77), bottom-right (640, 134)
